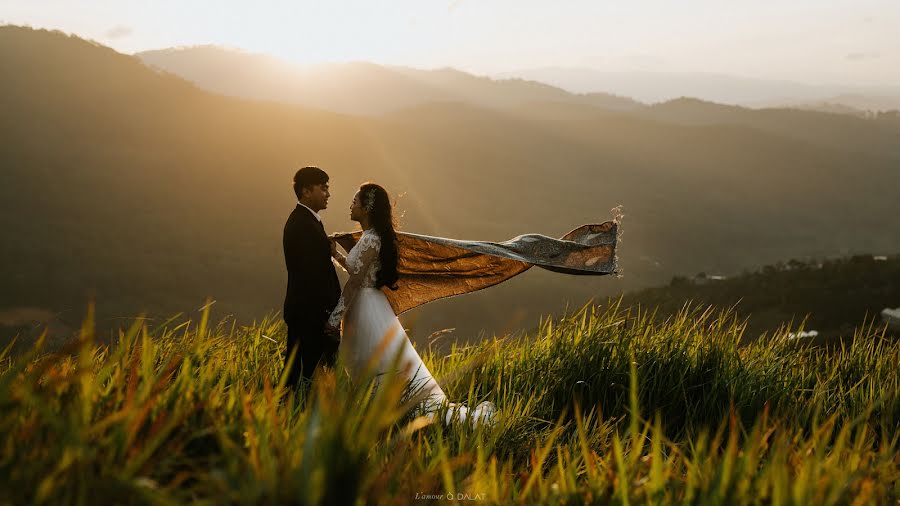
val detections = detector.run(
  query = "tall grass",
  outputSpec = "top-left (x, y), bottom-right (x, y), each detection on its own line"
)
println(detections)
top-left (1, 301), bottom-right (897, 504)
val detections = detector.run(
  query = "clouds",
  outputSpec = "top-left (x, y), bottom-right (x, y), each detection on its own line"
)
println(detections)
top-left (105, 25), bottom-right (133, 40)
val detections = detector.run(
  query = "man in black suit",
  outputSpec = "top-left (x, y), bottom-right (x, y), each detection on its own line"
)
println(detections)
top-left (283, 166), bottom-right (342, 387)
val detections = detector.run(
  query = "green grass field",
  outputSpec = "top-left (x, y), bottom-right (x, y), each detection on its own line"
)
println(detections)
top-left (1, 301), bottom-right (897, 505)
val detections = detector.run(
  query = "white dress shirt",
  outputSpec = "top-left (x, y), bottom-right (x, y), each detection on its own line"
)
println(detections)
top-left (297, 201), bottom-right (322, 223)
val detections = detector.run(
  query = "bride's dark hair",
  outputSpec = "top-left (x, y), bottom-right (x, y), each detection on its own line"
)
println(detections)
top-left (360, 182), bottom-right (399, 290)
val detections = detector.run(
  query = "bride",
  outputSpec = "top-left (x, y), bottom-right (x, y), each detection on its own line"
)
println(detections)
top-left (325, 182), bottom-right (495, 426)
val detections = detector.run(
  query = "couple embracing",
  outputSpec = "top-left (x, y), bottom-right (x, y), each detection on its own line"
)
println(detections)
top-left (283, 165), bottom-right (621, 425)
top-left (283, 166), bottom-right (494, 424)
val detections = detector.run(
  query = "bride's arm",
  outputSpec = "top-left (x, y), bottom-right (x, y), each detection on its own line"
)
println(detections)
top-left (327, 234), bottom-right (379, 328)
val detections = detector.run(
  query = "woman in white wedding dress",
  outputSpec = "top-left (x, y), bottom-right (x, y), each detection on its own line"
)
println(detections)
top-left (325, 183), bottom-right (495, 426)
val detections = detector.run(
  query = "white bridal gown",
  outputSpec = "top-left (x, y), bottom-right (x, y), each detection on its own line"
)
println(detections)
top-left (328, 229), bottom-right (495, 426)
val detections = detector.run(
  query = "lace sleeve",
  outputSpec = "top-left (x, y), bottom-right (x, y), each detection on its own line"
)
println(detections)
top-left (327, 232), bottom-right (380, 328)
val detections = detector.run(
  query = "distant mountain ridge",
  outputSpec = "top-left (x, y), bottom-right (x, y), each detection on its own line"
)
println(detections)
top-left (137, 46), bottom-right (643, 115)
top-left (495, 67), bottom-right (900, 113)
top-left (136, 45), bottom-right (900, 159)
top-left (775, 94), bottom-right (900, 116)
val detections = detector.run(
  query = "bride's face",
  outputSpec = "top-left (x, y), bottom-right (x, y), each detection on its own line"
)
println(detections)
top-left (350, 191), bottom-right (365, 222)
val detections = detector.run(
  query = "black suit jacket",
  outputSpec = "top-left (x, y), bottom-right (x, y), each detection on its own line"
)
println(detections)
top-left (283, 205), bottom-right (341, 331)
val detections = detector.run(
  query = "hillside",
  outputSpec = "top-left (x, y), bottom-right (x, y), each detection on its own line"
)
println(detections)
top-left (2, 26), bottom-right (900, 345)
top-left (639, 98), bottom-right (900, 157)
top-left (620, 254), bottom-right (900, 343)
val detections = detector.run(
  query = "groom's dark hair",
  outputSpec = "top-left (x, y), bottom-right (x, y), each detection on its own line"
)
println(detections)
top-left (293, 166), bottom-right (329, 198)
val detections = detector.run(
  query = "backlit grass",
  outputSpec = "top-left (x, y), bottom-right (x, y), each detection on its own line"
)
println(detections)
top-left (1, 301), bottom-right (897, 504)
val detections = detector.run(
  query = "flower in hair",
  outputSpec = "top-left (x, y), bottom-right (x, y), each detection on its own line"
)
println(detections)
top-left (363, 189), bottom-right (376, 212)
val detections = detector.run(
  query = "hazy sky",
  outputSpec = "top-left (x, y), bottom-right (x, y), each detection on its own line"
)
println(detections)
top-left (2, 0), bottom-right (899, 85)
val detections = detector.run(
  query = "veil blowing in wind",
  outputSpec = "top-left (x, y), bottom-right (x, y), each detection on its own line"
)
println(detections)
top-left (332, 215), bottom-right (621, 316)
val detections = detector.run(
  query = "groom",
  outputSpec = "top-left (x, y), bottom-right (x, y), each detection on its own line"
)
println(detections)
top-left (283, 166), bottom-right (342, 388)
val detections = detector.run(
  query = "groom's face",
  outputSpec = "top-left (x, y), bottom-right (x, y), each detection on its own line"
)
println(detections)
top-left (303, 183), bottom-right (330, 212)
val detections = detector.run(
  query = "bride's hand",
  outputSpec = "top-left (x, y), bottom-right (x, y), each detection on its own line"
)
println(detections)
top-left (324, 322), bottom-right (341, 341)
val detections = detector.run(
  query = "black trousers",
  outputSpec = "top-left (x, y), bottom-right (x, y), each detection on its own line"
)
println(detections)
top-left (285, 321), bottom-right (339, 387)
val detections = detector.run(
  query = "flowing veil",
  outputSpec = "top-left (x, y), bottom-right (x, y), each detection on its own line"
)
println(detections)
top-left (333, 218), bottom-right (621, 316)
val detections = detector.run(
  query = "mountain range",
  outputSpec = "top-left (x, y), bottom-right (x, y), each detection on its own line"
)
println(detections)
top-left (495, 67), bottom-right (900, 112)
top-left (2, 26), bottom-right (899, 344)
top-left (140, 47), bottom-right (900, 116)
top-left (137, 46), bottom-right (642, 116)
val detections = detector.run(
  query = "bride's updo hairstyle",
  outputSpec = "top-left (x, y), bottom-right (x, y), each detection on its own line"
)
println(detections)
top-left (360, 182), bottom-right (399, 291)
